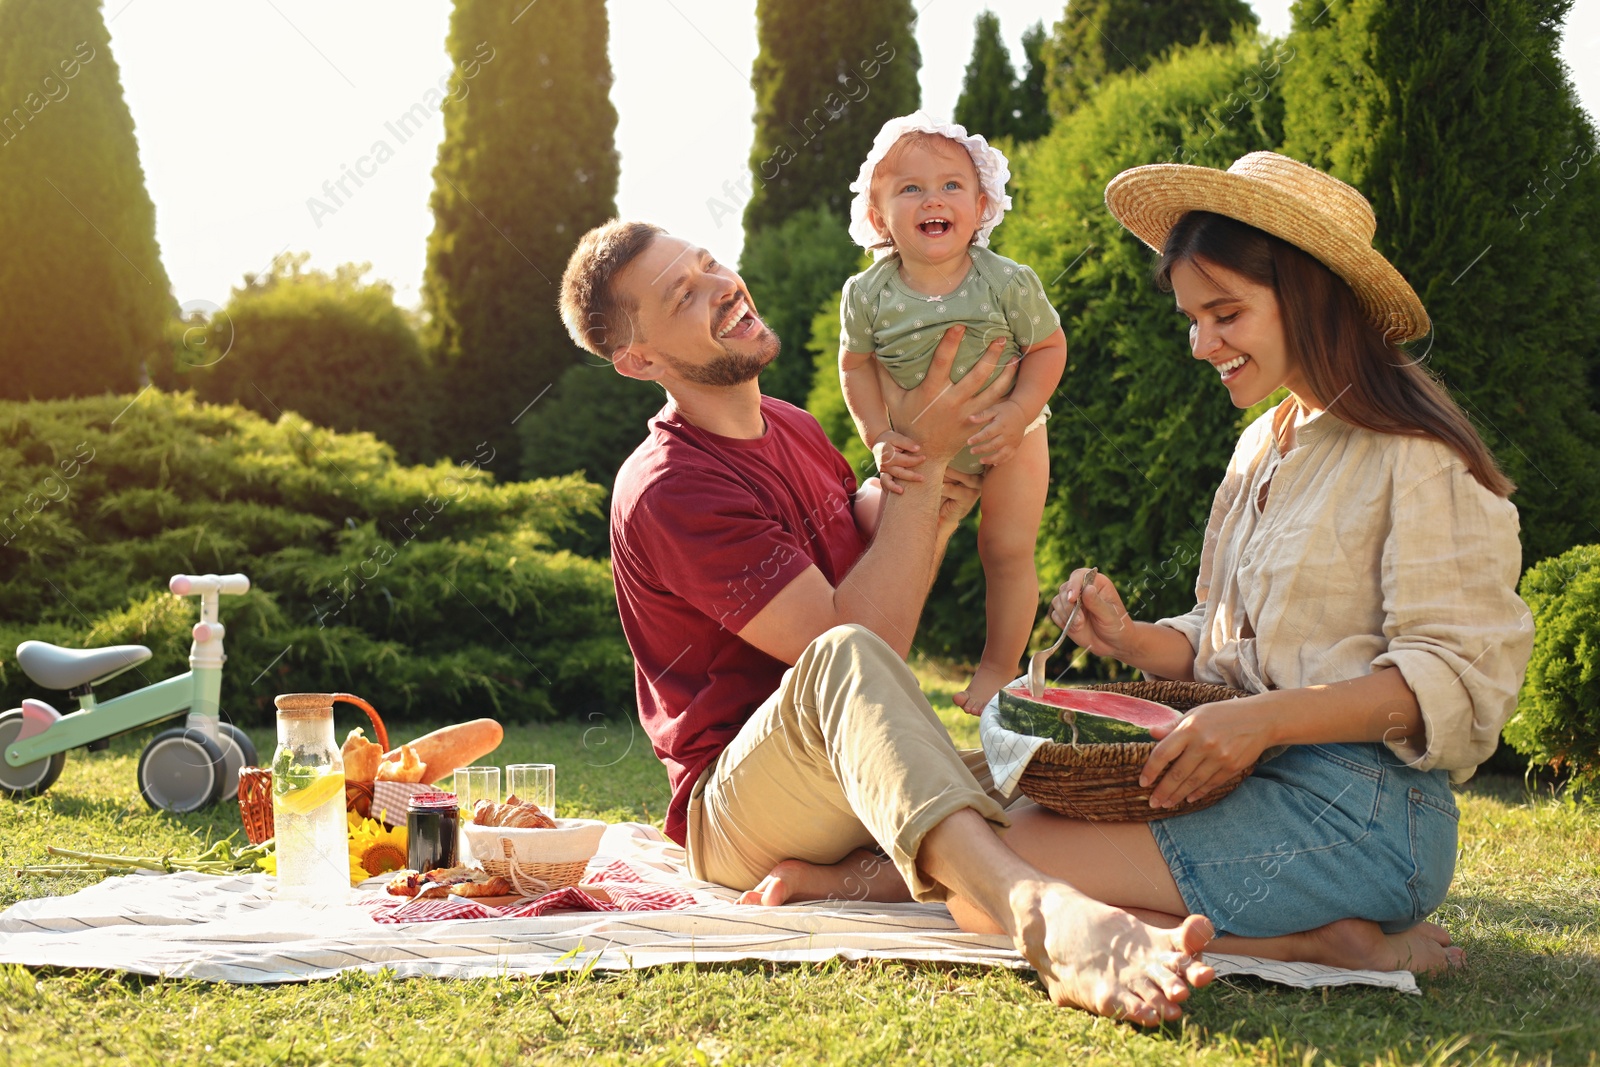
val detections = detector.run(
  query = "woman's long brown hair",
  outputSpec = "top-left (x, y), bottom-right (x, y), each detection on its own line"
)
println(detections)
top-left (1155, 211), bottom-right (1514, 497)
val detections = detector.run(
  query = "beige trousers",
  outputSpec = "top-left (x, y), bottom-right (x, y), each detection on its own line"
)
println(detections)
top-left (685, 624), bottom-right (1013, 902)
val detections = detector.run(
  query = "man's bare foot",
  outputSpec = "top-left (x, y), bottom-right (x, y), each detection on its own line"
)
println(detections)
top-left (953, 663), bottom-right (1013, 717)
top-left (736, 849), bottom-right (912, 907)
top-left (1009, 878), bottom-right (1216, 1026)
top-left (1296, 918), bottom-right (1465, 974)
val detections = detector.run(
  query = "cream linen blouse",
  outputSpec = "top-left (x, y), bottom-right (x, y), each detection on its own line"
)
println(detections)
top-left (1156, 402), bottom-right (1534, 782)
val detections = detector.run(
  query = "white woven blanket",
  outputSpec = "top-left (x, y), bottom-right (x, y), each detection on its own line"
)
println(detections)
top-left (0, 822), bottom-right (1416, 993)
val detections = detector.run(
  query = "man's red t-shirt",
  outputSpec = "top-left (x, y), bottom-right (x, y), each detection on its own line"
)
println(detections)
top-left (610, 397), bottom-right (868, 844)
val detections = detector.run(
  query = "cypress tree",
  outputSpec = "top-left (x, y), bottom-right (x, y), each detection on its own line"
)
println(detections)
top-left (1013, 21), bottom-right (1053, 143)
top-left (741, 0), bottom-right (920, 232)
top-left (738, 0), bottom-right (919, 404)
top-left (0, 0), bottom-right (173, 399)
top-left (1044, 0), bottom-right (1258, 117)
top-left (1280, 0), bottom-right (1600, 563)
top-left (955, 11), bottom-right (1020, 140)
top-left (424, 0), bottom-right (618, 469)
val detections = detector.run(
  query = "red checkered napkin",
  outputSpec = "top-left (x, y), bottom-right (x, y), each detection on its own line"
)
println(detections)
top-left (365, 859), bottom-right (702, 924)
top-left (369, 781), bottom-right (436, 827)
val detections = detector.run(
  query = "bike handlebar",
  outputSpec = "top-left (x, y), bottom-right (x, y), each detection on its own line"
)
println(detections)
top-left (169, 573), bottom-right (251, 596)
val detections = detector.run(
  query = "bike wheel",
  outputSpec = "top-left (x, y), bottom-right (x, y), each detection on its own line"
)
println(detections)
top-left (0, 708), bottom-right (66, 798)
top-left (215, 722), bottom-right (258, 803)
top-left (138, 727), bottom-right (225, 813)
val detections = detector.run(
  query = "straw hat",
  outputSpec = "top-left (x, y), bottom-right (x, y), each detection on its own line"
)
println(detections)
top-left (1104, 151), bottom-right (1430, 342)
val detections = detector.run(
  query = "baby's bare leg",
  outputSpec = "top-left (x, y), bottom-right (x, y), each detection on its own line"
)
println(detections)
top-left (954, 427), bottom-right (1050, 714)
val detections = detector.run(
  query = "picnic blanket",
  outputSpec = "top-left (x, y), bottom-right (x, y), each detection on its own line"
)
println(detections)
top-left (0, 822), bottom-right (1418, 992)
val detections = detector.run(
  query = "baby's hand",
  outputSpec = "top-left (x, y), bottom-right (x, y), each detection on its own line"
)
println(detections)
top-left (872, 430), bottom-right (925, 493)
top-left (966, 400), bottom-right (1029, 466)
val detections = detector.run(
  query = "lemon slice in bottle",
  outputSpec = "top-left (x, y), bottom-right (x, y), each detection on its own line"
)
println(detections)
top-left (276, 771), bottom-right (345, 815)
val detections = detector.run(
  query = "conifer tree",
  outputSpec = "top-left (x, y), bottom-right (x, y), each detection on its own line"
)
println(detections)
top-left (424, 0), bottom-right (618, 468)
top-left (738, 0), bottom-right (919, 404)
top-left (1044, 0), bottom-right (1257, 117)
top-left (0, 0), bottom-right (173, 399)
top-left (1280, 0), bottom-right (1600, 562)
top-left (955, 11), bottom-right (1020, 139)
top-left (1013, 21), bottom-right (1053, 143)
top-left (741, 0), bottom-right (920, 232)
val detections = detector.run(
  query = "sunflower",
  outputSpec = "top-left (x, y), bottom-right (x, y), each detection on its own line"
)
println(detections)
top-left (347, 813), bottom-right (408, 885)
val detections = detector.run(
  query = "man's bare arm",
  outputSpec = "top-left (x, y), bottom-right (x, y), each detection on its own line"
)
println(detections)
top-left (737, 329), bottom-right (1008, 664)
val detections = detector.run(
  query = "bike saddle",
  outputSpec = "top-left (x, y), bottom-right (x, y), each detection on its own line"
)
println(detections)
top-left (16, 640), bottom-right (152, 691)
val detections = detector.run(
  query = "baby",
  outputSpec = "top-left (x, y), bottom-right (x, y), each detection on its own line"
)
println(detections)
top-left (840, 112), bottom-right (1067, 716)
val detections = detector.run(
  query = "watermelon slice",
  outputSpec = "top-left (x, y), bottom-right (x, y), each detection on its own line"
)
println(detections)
top-left (997, 686), bottom-right (1181, 745)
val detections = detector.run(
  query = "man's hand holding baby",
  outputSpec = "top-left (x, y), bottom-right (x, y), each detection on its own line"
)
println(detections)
top-left (881, 324), bottom-right (1013, 469)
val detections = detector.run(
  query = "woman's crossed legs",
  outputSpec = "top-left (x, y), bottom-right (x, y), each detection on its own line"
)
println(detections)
top-left (741, 801), bottom-right (1462, 974)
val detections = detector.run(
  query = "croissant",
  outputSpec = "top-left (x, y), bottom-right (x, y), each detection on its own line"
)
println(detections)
top-left (375, 744), bottom-right (426, 783)
top-left (341, 727), bottom-right (382, 784)
top-left (470, 796), bottom-right (556, 829)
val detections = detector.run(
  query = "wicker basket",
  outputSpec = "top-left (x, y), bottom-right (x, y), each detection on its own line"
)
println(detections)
top-left (1015, 680), bottom-right (1253, 822)
top-left (237, 693), bottom-right (389, 845)
top-left (464, 819), bottom-right (605, 897)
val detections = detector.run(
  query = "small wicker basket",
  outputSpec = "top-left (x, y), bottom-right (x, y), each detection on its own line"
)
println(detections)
top-left (464, 819), bottom-right (606, 898)
top-left (237, 693), bottom-right (389, 845)
top-left (1014, 680), bottom-right (1254, 822)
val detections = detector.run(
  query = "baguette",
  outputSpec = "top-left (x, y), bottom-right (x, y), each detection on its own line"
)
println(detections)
top-left (383, 719), bottom-right (503, 784)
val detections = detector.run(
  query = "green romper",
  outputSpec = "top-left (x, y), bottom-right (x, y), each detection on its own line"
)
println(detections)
top-left (840, 247), bottom-right (1061, 474)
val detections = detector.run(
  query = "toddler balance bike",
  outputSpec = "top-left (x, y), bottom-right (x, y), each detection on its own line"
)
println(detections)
top-left (1, 573), bottom-right (258, 813)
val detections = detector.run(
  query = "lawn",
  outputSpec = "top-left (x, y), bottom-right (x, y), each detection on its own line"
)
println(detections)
top-left (2, 666), bottom-right (1597, 1067)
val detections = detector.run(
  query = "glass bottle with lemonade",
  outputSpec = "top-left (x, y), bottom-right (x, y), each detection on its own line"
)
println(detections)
top-left (271, 694), bottom-right (350, 901)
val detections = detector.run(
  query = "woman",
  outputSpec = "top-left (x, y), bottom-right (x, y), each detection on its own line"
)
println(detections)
top-left (948, 151), bottom-right (1534, 971)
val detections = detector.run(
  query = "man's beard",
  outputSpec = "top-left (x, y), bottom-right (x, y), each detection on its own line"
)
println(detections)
top-left (663, 326), bottom-right (780, 387)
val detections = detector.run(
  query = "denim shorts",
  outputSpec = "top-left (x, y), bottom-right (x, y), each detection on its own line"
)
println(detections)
top-left (1148, 742), bottom-right (1459, 938)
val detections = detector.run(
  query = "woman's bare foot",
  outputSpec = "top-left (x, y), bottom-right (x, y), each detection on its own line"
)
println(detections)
top-left (1009, 878), bottom-right (1216, 1026)
top-left (1296, 918), bottom-right (1464, 973)
top-left (737, 849), bottom-right (913, 907)
top-left (953, 662), bottom-right (1013, 716)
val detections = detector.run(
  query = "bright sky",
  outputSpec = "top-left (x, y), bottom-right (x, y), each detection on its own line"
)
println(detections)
top-left (104, 0), bottom-right (1599, 313)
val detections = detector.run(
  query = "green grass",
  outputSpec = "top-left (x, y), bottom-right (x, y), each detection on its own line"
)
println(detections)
top-left (2, 674), bottom-right (1597, 1067)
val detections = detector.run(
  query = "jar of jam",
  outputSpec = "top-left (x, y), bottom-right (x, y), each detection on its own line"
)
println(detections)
top-left (406, 791), bottom-right (459, 872)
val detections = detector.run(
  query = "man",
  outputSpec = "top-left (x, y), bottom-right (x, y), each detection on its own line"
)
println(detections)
top-left (558, 220), bottom-right (1215, 1025)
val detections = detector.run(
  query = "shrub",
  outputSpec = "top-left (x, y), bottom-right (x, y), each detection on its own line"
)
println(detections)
top-left (1042, 0), bottom-right (1258, 117)
top-left (0, 391), bottom-right (631, 727)
top-left (803, 290), bottom-right (873, 481)
top-left (518, 359), bottom-right (668, 559)
top-left (154, 255), bottom-right (438, 464)
top-left (1505, 545), bottom-right (1600, 791)
top-left (993, 34), bottom-right (1290, 634)
top-left (739, 206), bottom-right (865, 405)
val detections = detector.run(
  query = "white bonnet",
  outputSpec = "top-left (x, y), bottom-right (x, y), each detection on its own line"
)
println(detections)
top-left (847, 111), bottom-right (1014, 260)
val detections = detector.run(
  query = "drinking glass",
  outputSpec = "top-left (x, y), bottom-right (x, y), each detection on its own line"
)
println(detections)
top-left (453, 765), bottom-right (500, 865)
top-left (506, 763), bottom-right (555, 818)
top-left (452, 765), bottom-right (500, 820)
